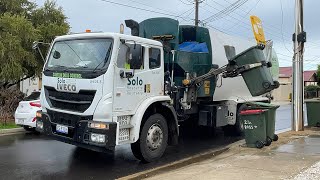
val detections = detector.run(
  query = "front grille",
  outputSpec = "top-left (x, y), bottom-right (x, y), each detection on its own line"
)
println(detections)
top-left (44, 86), bottom-right (96, 112)
top-left (47, 109), bottom-right (93, 127)
top-left (47, 109), bottom-right (93, 138)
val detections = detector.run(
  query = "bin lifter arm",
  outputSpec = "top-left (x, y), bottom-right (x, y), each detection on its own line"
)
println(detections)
top-left (182, 61), bottom-right (266, 87)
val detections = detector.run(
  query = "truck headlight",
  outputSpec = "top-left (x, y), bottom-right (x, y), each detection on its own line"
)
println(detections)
top-left (36, 121), bottom-right (43, 129)
top-left (90, 133), bottom-right (105, 143)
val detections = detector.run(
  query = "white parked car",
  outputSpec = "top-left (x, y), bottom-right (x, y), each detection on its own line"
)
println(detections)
top-left (15, 91), bottom-right (41, 131)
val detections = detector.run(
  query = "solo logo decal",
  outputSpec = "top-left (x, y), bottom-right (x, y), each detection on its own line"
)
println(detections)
top-left (126, 77), bottom-right (144, 95)
top-left (56, 78), bottom-right (77, 92)
top-left (127, 77), bottom-right (143, 86)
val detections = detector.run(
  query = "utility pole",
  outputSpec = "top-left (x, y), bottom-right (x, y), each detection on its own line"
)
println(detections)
top-left (292, 0), bottom-right (306, 131)
top-left (195, 0), bottom-right (199, 26)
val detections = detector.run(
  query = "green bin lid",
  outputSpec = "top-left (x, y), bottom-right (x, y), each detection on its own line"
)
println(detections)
top-left (305, 98), bottom-right (320, 103)
top-left (240, 109), bottom-right (268, 115)
top-left (245, 102), bottom-right (280, 109)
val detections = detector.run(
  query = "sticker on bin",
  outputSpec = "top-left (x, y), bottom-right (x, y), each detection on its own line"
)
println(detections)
top-left (243, 119), bottom-right (258, 130)
top-left (240, 109), bottom-right (266, 115)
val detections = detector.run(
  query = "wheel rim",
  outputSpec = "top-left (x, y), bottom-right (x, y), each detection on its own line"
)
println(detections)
top-left (146, 123), bottom-right (163, 151)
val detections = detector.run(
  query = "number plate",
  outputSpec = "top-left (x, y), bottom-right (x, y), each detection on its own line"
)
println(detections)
top-left (56, 124), bottom-right (68, 134)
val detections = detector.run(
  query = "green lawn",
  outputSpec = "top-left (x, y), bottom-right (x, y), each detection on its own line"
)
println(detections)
top-left (0, 122), bottom-right (19, 130)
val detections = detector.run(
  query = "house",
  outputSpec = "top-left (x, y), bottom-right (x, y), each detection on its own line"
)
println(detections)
top-left (19, 76), bottom-right (41, 96)
top-left (272, 67), bottom-right (318, 101)
top-left (304, 70), bottom-right (318, 86)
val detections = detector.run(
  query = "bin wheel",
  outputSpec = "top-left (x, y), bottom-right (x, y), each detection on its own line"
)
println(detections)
top-left (273, 81), bottom-right (280, 88)
top-left (273, 134), bottom-right (279, 141)
top-left (255, 141), bottom-right (264, 149)
top-left (265, 137), bottom-right (272, 146)
top-left (262, 82), bottom-right (271, 89)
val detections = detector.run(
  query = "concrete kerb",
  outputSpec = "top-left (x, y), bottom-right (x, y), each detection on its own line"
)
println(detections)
top-left (118, 139), bottom-right (246, 180)
top-left (0, 127), bottom-right (25, 136)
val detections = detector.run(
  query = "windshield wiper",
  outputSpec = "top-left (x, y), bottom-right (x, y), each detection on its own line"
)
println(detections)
top-left (92, 45), bottom-right (112, 73)
top-left (63, 41), bottom-right (84, 63)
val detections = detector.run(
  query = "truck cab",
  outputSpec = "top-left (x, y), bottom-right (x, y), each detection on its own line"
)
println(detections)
top-left (37, 32), bottom-right (178, 162)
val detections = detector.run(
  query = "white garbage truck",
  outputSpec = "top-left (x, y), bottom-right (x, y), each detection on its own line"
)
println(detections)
top-left (35, 17), bottom-right (279, 162)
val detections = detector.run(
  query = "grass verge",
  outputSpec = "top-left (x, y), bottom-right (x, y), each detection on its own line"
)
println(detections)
top-left (0, 122), bottom-right (19, 130)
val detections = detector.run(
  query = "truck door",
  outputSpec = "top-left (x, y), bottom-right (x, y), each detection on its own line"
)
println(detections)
top-left (113, 43), bottom-right (163, 114)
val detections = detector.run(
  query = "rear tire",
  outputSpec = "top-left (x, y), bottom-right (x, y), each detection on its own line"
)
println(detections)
top-left (131, 114), bottom-right (168, 163)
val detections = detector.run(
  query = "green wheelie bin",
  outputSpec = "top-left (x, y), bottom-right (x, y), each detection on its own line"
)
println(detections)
top-left (305, 99), bottom-right (320, 127)
top-left (246, 102), bottom-right (280, 146)
top-left (231, 46), bottom-right (279, 96)
top-left (240, 109), bottom-right (268, 149)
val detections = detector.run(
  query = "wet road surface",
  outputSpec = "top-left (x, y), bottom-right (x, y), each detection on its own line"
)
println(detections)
top-left (275, 104), bottom-right (307, 133)
top-left (0, 105), bottom-right (292, 180)
top-left (0, 126), bottom-right (240, 180)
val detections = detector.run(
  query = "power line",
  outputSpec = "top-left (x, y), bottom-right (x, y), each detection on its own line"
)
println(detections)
top-left (280, 0), bottom-right (293, 53)
top-left (178, 0), bottom-right (194, 5)
top-left (226, 0), bottom-right (261, 29)
top-left (205, 0), bottom-right (292, 43)
top-left (126, 0), bottom-right (185, 17)
top-left (203, 0), bottom-right (249, 22)
top-left (179, 7), bottom-right (195, 19)
top-left (202, 3), bottom-right (291, 44)
top-left (98, 0), bottom-right (192, 21)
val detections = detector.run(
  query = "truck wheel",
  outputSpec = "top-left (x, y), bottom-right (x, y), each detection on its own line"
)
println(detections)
top-left (131, 114), bottom-right (168, 162)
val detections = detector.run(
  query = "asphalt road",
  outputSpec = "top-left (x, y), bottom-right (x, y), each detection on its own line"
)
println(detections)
top-left (0, 104), bottom-right (292, 180)
top-left (275, 104), bottom-right (307, 133)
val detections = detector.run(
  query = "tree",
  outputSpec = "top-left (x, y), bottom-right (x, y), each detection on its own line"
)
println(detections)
top-left (0, 13), bottom-right (39, 85)
top-left (30, 0), bottom-right (70, 80)
top-left (0, 0), bottom-right (69, 88)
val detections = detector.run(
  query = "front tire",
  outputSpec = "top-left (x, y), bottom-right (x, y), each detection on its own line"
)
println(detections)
top-left (131, 114), bottom-right (168, 162)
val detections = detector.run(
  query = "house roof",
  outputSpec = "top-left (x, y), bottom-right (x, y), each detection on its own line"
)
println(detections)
top-left (279, 67), bottom-right (317, 81)
top-left (304, 70), bottom-right (317, 81)
top-left (279, 67), bottom-right (292, 78)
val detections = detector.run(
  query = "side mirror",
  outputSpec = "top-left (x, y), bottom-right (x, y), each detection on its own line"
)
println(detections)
top-left (129, 44), bottom-right (143, 69)
top-left (120, 70), bottom-right (134, 78)
top-left (32, 41), bottom-right (39, 50)
top-left (53, 50), bottom-right (61, 59)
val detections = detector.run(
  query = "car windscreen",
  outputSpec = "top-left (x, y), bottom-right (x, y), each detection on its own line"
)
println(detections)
top-left (23, 92), bottom-right (40, 101)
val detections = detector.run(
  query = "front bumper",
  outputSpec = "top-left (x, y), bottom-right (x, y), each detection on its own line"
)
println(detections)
top-left (36, 111), bottom-right (117, 152)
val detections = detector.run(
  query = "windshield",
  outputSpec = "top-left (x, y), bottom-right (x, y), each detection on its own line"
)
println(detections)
top-left (45, 38), bottom-right (113, 71)
top-left (24, 92), bottom-right (40, 101)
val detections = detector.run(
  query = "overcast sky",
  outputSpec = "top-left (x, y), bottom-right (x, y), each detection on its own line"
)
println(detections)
top-left (34, 0), bottom-right (320, 70)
